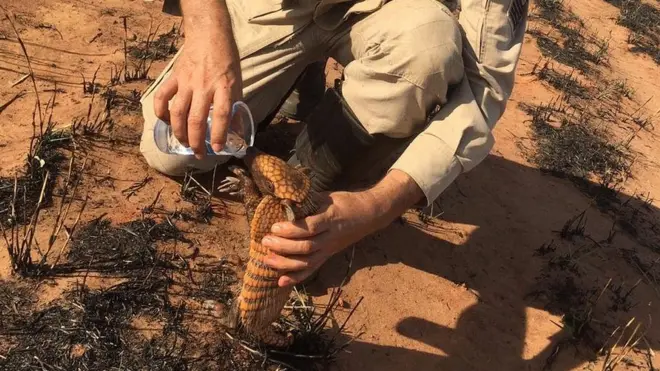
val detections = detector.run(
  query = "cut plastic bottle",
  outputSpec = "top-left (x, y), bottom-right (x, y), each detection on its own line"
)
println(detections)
top-left (153, 101), bottom-right (255, 158)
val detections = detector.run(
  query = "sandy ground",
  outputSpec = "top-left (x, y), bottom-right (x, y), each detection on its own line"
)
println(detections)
top-left (1, 0), bottom-right (660, 370)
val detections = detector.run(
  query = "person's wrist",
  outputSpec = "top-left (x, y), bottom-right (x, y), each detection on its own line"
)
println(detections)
top-left (181, 0), bottom-right (231, 39)
top-left (183, 21), bottom-right (229, 42)
top-left (364, 169), bottom-right (424, 229)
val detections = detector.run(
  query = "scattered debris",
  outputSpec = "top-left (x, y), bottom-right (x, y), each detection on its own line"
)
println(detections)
top-left (607, 279), bottom-right (640, 312)
top-left (0, 118), bottom-right (71, 227)
top-left (61, 216), bottom-right (189, 274)
top-left (2, 153), bottom-right (87, 276)
top-left (522, 100), bottom-right (633, 191)
top-left (128, 23), bottom-right (180, 61)
top-left (530, 1), bottom-right (611, 73)
top-left (560, 210), bottom-right (588, 240)
top-left (534, 0), bottom-right (565, 21)
top-left (72, 81), bottom-right (115, 138)
top-left (0, 91), bottom-right (25, 114)
top-left (9, 74), bottom-right (30, 88)
top-left (81, 66), bottom-right (102, 95)
top-left (101, 87), bottom-right (142, 113)
top-left (180, 170), bottom-right (217, 224)
top-left (604, 0), bottom-right (660, 64)
top-left (88, 31), bottom-right (102, 44)
top-left (1, 220), bottom-right (360, 371)
top-left (598, 317), bottom-right (650, 370)
top-left (35, 22), bottom-right (64, 40)
top-left (610, 191), bottom-right (660, 249)
top-left (535, 240), bottom-right (558, 256)
top-left (0, 272), bottom-right (182, 371)
top-left (529, 207), bottom-right (655, 368)
top-left (531, 60), bottom-right (590, 99)
top-left (121, 176), bottom-right (153, 200)
top-left (122, 18), bottom-right (180, 82)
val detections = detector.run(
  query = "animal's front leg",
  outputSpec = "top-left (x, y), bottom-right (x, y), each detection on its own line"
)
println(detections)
top-left (217, 165), bottom-right (262, 224)
top-left (216, 176), bottom-right (242, 195)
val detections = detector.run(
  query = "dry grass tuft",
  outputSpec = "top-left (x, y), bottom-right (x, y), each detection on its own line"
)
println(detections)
top-left (520, 100), bottom-right (633, 192)
top-left (605, 0), bottom-right (660, 63)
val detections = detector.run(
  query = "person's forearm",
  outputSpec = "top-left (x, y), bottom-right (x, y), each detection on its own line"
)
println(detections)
top-left (367, 169), bottom-right (425, 228)
top-left (180, 0), bottom-right (232, 37)
top-left (155, 0), bottom-right (242, 157)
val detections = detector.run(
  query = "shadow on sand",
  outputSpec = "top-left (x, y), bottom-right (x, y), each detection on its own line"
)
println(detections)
top-left (299, 153), bottom-right (660, 371)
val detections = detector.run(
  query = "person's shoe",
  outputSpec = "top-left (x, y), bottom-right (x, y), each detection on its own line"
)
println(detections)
top-left (287, 79), bottom-right (376, 193)
top-left (278, 60), bottom-right (327, 122)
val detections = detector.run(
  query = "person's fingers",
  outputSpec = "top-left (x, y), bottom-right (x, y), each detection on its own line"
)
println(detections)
top-left (153, 77), bottom-right (178, 123)
top-left (264, 252), bottom-right (319, 272)
top-left (210, 89), bottom-right (232, 153)
top-left (262, 235), bottom-right (321, 255)
top-left (279, 268), bottom-right (318, 287)
top-left (187, 90), bottom-right (213, 158)
top-left (270, 212), bottom-right (332, 238)
top-left (169, 89), bottom-right (192, 147)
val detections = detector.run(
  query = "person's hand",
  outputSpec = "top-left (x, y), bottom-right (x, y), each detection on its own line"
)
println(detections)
top-left (153, 1), bottom-right (242, 159)
top-left (262, 190), bottom-right (382, 287)
top-left (262, 169), bottom-right (425, 287)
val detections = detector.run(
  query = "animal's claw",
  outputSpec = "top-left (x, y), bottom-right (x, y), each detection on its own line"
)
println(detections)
top-left (217, 176), bottom-right (241, 194)
top-left (228, 165), bottom-right (247, 176)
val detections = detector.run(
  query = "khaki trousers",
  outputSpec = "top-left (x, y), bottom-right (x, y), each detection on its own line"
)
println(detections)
top-left (139, 0), bottom-right (463, 177)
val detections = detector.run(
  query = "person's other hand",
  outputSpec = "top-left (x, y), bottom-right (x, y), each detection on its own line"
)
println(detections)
top-left (262, 190), bottom-right (381, 287)
top-left (153, 3), bottom-right (242, 159)
top-left (262, 169), bottom-right (425, 287)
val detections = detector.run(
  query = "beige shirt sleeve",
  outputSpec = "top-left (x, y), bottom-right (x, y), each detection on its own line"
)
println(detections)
top-left (390, 0), bottom-right (530, 206)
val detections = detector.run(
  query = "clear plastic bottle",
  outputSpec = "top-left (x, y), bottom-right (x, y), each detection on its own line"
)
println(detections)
top-left (153, 101), bottom-right (256, 158)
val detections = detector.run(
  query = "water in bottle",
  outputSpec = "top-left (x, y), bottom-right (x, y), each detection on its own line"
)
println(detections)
top-left (153, 101), bottom-right (256, 158)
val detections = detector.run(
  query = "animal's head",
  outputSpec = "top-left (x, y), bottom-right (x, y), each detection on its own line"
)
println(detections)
top-left (243, 147), bottom-right (311, 203)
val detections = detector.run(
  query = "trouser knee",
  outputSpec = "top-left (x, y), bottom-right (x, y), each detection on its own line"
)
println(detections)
top-left (338, 0), bottom-right (464, 138)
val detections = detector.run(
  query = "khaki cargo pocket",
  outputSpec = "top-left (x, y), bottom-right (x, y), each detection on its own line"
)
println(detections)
top-left (242, 0), bottom-right (285, 22)
top-left (227, 0), bottom-right (313, 57)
